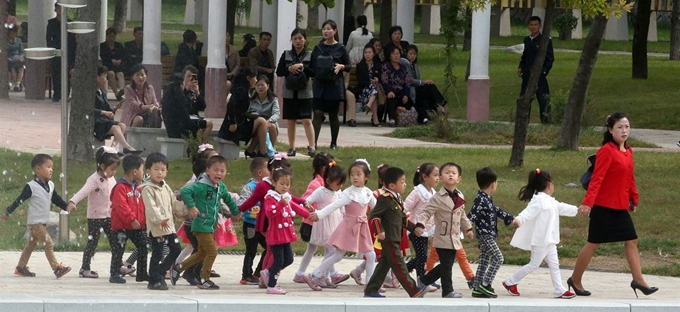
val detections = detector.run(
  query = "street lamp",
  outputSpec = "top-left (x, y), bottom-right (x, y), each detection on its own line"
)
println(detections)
top-left (24, 0), bottom-right (95, 243)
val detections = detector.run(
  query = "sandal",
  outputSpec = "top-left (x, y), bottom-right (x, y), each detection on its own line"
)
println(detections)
top-left (79, 269), bottom-right (99, 278)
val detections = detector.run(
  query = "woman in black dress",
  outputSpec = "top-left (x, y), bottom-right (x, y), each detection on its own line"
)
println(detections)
top-left (217, 67), bottom-right (260, 152)
top-left (93, 65), bottom-right (140, 154)
top-left (161, 69), bottom-right (210, 143)
top-left (99, 27), bottom-right (128, 101)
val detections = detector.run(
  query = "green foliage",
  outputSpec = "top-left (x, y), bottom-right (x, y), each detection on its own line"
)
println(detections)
top-left (439, 0), bottom-right (467, 95)
top-left (553, 12), bottom-right (578, 39)
top-left (185, 130), bottom-right (203, 162)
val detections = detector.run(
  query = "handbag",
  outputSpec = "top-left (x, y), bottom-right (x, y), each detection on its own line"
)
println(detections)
top-left (143, 107), bottom-right (162, 128)
top-left (580, 154), bottom-right (596, 190)
top-left (215, 215), bottom-right (238, 248)
top-left (376, 84), bottom-right (386, 106)
top-left (285, 50), bottom-right (308, 91)
top-left (395, 107), bottom-right (417, 127)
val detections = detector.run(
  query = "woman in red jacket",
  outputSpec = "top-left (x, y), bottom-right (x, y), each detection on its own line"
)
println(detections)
top-left (568, 113), bottom-right (657, 298)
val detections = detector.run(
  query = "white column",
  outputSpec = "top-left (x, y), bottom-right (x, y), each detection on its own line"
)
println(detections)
top-left (396, 0), bottom-right (415, 42)
top-left (204, 0), bottom-right (227, 118)
top-left (365, 4), bottom-right (375, 32)
top-left (262, 0), bottom-right (277, 46)
top-left (298, 1), bottom-right (308, 29)
top-left (276, 0), bottom-right (298, 127)
top-left (532, 0), bottom-right (546, 31)
top-left (25, 0), bottom-right (56, 100)
top-left (249, 0), bottom-right (262, 28)
top-left (648, 11), bottom-right (658, 42)
top-left (572, 9), bottom-right (583, 39)
top-left (184, 0), bottom-right (196, 24)
top-left (326, 0), bottom-right (345, 39)
top-left (202, 0), bottom-right (210, 56)
top-left (100, 0), bottom-right (108, 43)
top-left (236, 0), bottom-right (246, 26)
top-left (391, 0), bottom-right (397, 25)
top-left (420, 5), bottom-right (441, 35)
top-left (467, 2), bottom-right (491, 122)
top-left (126, 0), bottom-right (143, 21)
top-left (605, 11), bottom-right (629, 41)
top-left (318, 5), bottom-right (328, 28)
top-left (143, 0), bottom-right (162, 100)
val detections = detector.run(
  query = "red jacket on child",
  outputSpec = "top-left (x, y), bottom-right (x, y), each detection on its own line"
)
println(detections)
top-left (110, 178), bottom-right (146, 230)
top-left (239, 177), bottom-right (306, 233)
top-left (263, 190), bottom-right (310, 245)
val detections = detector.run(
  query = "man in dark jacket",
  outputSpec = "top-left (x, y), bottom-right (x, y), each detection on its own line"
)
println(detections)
top-left (46, 3), bottom-right (76, 102)
top-left (518, 16), bottom-right (554, 124)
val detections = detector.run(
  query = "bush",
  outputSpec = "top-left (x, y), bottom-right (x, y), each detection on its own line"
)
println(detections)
top-left (553, 12), bottom-right (578, 40)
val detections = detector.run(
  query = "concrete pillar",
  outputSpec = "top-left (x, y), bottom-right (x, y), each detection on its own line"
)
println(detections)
top-left (184, 0), bottom-right (196, 24)
top-left (420, 5), bottom-right (441, 35)
top-left (298, 1), bottom-right (308, 29)
top-left (326, 0), bottom-right (345, 40)
top-left (262, 0), bottom-right (277, 48)
top-left (204, 0), bottom-right (227, 118)
top-left (467, 2), bottom-right (491, 122)
top-left (319, 5), bottom-right (328, 28)
top-left (143, 0), bottom-right (162, 101)
top-left (25, 0), bottom-right (55, 100)
top-left (391, 0), bottom-right (397, 25)
top-left (249, 0), bottom-right (262, 28)
top-left (572, 9), bottom-right (583, 39)
top-left (605, 11), bottom-right (629, 41)
top-left (365, 4), bottom-right (375, 32)
top-left (396, 0), bottom-right (414, 42)
top-left (276, 0), bottom-right (298, 126)
top-left (532, 0), bottom-right (546, 27)
top-left (202, 0), bottom-right (210, 57)
top-left (100, 0), bottom-right (108, 43)
top-left (236, 0), bottom-right (246, 26)
top-left (126, 0), bottom-right (143, 21)
top-left (648, 11), bottom-right (658, 42)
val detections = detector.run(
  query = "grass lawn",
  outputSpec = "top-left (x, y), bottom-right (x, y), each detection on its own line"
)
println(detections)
top-left (1, 147), bottom-right (679, 276)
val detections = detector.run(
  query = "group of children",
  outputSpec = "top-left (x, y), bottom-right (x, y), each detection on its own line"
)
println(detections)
top-left (3, 146), bottom-right (587, 298)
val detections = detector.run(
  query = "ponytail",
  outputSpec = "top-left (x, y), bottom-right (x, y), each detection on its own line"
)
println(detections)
top-left (518, 168), bottom-right (552, 201)
top-left (412, 162), bottom-right (437, 187)
top-left (357, 15), bottom-right (369, 36)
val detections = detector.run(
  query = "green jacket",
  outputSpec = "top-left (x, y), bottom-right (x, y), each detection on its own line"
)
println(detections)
top-left (181, 175), bottom-right (238, 233)
top-left (369, 191), bottom-right (422, 242)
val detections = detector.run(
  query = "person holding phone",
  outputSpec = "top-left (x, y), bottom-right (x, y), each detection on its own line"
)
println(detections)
top-left (162, 66), bottom-right (212, 143)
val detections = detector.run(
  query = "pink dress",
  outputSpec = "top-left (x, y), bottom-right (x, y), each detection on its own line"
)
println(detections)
top-left (316, 186), bottom-right (376, 253)
top-left (306, 187), bottom-right (342, 246)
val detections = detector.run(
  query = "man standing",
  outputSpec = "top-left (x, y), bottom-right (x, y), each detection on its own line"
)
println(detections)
top-left (247, 32), bottom-right (275, 83)
top-left (46, 3), bottom-right (76, 103)
top-left (518, 16), bottom-right (554, 124)
top-left (124, 26), bottom-right (144, 73)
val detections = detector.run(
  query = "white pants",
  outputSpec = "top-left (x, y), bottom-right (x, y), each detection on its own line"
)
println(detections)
top-left (505, 244), bottom-right (566, 297)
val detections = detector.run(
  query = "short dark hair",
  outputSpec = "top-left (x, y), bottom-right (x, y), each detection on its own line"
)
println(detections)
top-left (272, 167), bottom-right (292, 182)
top-left (603, 112), bottom-right (629, 147)
top-left (207, 155), bottom-right (228, 168)
top-left (259, 31), bottom-right (272, 39)
top-left (183, 29), bottom-right (197, 43)
top-left (388, 25), bottom-right (403, 37)
top-left (249, 157), bottom-right (269, 174)
top-left (97, 65), bottom-right (108, 76)
top-left (31, 154), bottom-right (52, 169)
top-left (105, 27), bottom-right (116, 36)
top-left (133, 26), bottom-right (143, 33)
top-left (440, 162), bottom-right (462, 176)
top-left (529, 16), bottom-right (542, 24)
top-left (192, 158), bottom-right (208, 177)
top-left (145, 153), bottom-right (168, 170)
top-left (476, 167), bottom-right (498, 190)
top-left (122, 155), bottom-right (144, 174)
top-left (383, 167), bottom-right (405, 187)
top-left (386, 45), bottom-right (401, 57)
top-left (324, 165), bottom-right (346, 187)
top-left (183, 65), bottom-right (199, 75)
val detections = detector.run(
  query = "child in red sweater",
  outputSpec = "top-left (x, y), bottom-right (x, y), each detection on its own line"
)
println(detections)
top-left (263, 168), bottom-right (311, 294)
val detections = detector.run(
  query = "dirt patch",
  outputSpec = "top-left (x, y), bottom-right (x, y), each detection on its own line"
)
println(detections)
top-left (559, 255), bottom-right (679, 273)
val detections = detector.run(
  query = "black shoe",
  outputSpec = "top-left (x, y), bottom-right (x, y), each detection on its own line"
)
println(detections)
top-left (631, 280), bottom-right (658, 298)
top-left (244, 150), bottom-right (258, 159)
top-left (198, 279), bottom-right (220, 290)
top-left (287, 148), bottom-right (296, 157)
top-left (566, 277), bottom-right (591, 296)
top-left (14, 266), bottom-right (36, 277)
top-left (330, 144), bottom-right (337, 150)
top-left (109, 275), bottom-right (126, 284)
top-left (135, 274), bottom-right (150, 282)
top-left (372, 122), bottom-right (381, 127)
top-left (348, 119), bottom-right (357, 127)
top-left (478, 284), bottom-right (497, 298)
top-left (471, 288), bottom-right (489, 298)
top-left (170, 264), bottom-right (180, 286)
top-left (307, 147), bottom-right (316, 157)
top-left (210, 270), bottom-right (221, 278)
top-left (123, 148), bottom-right (142, 155)
top-left (148, 281), bottom-right (169, 290)
top-left (116, 90), bottom-right (125, 101)
top-left (53, 264), bottom-right (71, 278)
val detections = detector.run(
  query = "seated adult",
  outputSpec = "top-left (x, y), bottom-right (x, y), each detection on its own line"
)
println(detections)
top-left (405, 44), bottom-right (446, 124)
top-left (7, 26), bottom-right (24, 92)
top-left (225, 32), bottom-right (241, 97)
top-left (355, 44), bottom-right (382, 127)
top-left (367, 38), bottom-right (384, 62)
top-left (382, 25), bottom-right (410, 59)
top-left (381, 45), bottom-right (412, 127)
top-left (93, 65), bottom-right (141, 154)
top-left (175, 29), bottom-right (203, 73)
top-left (239, 33), bottom-right (256, 57)
top-left (161, 71), bottom-right (211, 143)
top-left (100, 27), bottom-right (128, 101)
top-left (19, 21), bottom-right (28, 44)
top-left (182, 65), bottom-right (213, 142)
top-left (244, 75), bottom-right (279, 158)
top-left (247, 32), bottom-right (276, 84)
top-left (120, 64), bottom-right (161, 128)
top-left (124, 26), bottom-right (144, 72)
top-left (217, 67), bottom-right (258, 147)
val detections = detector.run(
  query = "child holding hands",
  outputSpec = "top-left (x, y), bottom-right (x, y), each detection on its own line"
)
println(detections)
top-left (502, 169), bottom-right (579, 299)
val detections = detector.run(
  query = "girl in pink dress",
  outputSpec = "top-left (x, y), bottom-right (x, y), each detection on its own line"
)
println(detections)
top-left (263, 168), bottom-right (311, 294)
top-left (305, 159), bottom-right (377, 291)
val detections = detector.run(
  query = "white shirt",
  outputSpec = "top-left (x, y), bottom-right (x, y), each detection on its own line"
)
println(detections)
top-left (510, 192), bottom-right (578, 250)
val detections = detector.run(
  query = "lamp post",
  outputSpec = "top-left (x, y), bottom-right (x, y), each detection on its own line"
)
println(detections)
top-left (24, 0), bottom-right (94, 243)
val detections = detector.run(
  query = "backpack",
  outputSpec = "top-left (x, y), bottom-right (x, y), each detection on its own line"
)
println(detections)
top-left (315, 45), bottom-right (340, 83)
top-left (580, 154), bottom-right (596, 190)
top-left (285, 50), bottom-right (308, 91)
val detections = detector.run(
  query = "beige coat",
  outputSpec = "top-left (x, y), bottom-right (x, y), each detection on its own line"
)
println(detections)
top-left (141, 180), bottom-right (184, 237)
top-left (418, 187), bottom-right (472, 250)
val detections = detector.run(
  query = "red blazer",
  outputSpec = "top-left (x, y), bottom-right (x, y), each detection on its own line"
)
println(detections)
top-left (582, 142), bottom-right (639, 210)
top-left (264, 191), bottom-right (311, 245)
top-left (110, 179), bottom-right (146, 230)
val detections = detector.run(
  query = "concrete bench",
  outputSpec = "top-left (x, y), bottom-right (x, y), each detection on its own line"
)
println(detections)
top-left (213, 137), bottom-right (240, 160)
top-left (157, 137), bottom-right (187, 160)
top-left (126, 127), bottom-right (166, 157)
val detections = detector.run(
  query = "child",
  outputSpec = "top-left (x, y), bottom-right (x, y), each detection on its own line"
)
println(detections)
top-left (263, 168), bottom-right (312, 294)
top-left (364, 167), bottom-right (429, 298)
top-left (300, 164), bottom-right (347, 287)
top-left (306, 159), bottom-right (377, 291)
top-left (237, 157), bottom-right (270, 285)
top-left (415, 162), bottom-right (474, 298)
top-left (2, 154), bottom-right (74, 278)
top-left (404, 163), bottom-right (438, 287)
top-left (502, 169), bottom-right (578, 299)
top-left (109, 155), bottom-right (149, 284)
top-left (468, 167), bottom-right (515, 298)
top-left (141, 153), bottom-right (184, 290)
top-left (172, 155), bottom-right (239, 290)
top-left (68, 147), bottom-right (120, 278)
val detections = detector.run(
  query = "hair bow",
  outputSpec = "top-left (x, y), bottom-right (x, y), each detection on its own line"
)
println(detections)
top-left (197, 143), bottom-right (214, 153)
top-left (328, 160), bottom-right (336, 168)
top-left (269, 153), bottom-right (287, 164)
top-left (102, 146), bottom-right (118, 155)
top-left (355, 158), bottom-right (371, 171)
top-left (535, 168), bottom-right (541, 175)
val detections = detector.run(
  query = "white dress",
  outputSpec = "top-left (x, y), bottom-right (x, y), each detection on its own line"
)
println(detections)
top-left (346, 28), bottom-right (374, 65)
top-left (306, 187), bottom-right (343, 246)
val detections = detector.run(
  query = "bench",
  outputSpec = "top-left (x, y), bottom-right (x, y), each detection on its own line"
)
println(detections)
top-left (127, 127), bottom-right (224, 157)
top-left (212, 137), bottom-right (240, 160)
top-left (157, 137), bottom-right (187, 160)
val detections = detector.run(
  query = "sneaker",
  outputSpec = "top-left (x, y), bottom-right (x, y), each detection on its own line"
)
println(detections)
top-left (303, 274), bottom-right (322, 291)
top-left (147, 281), bottom-right (169, 290)
top-left (79, 269), bottom-right (99, 278)
top-left (266, 285), bottom-right (287, 295)
top-left (323, 277), bottom-right (337, 288)
top-left (287, 148), bottom-right (296, 157)
top-left (363, 292), bottom-right (386, 298)
top-left (427, 285), bottom-right (438, 292)
top-left (389, 120), bottom-right (396, 127)
top-left (467, 279), bottom-right (474, 289)
top-left (241, 276), bottom-right (259, 285)
top-left (412, 284), bottom-right (429, 298)
top-left (53, 263), bottom-right (71, 278)
top-left (258, 272), bottom-right (267, 289)
top-left (260, 270), bottom-right (270, 288)
top-left (443, 291), bottom-right (463, 298)
top-left (471, 288), bottom-right (489, 298)
top-left (431, 282), bottom-right (441, 289)
top-left (330, 144), bottom-right (338, 150)
top-left (293, 274), bottom-right (306, 283)
top-left (13, 85), bottom-right (21, 92)
top-left (210, 270), bottom-right (221, 278)
top-left (317, 276), bottom-right (328, 288)
top-left (197, 279), bottom-right (220, 290)
top-left (556, 291), bottom-right (576, 299)
top-left (170, 264), bottom-right (180, 286)
top-left (109, 275), bottom-right (126, 284)
top-left (503, 281), bottom-right (520, 296)
top-left (677, 141), bottom-right (680, 148)
top-left (350, 269), bottom-right (364, 285)
top-left (120, 265), bottom-right (136, 276)
top-left (14, 266), bottom-right (36, 277)
top-left (331, 273), bottom-right (350, 285)
top-left (478, 284), bottom-right (498, 298)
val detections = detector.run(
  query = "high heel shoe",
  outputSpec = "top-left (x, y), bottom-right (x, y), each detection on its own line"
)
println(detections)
top-left (123, 148), bottom-right (143, 155)
top-left (631, 280), bottom-right (658, 298)
top-left (244, 150), bottom-right (258, 159)
top-left (566, 277), bottom-right (591, 296)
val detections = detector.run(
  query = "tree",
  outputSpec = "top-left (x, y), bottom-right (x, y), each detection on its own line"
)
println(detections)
top-left (509, 0), bottom-right (555, 167)
top-left (379, 0), bottom-right (392, 44)
top-left (227, 0), bottom-right (238, 42)
top-left (671, 0), bottom-right (680, 59)
top-left (113, 0), bottom-right (127, 34)
top-left (68, 2), bottom-right (102, 162)
top-left (8, 0), bottom-right (15, 16)
top-left (308, 4), bottom-right (320, 30)
top-left (632, 0), bottom-right (650, 78)
top-left (0, 0), bottom-right (8, 100)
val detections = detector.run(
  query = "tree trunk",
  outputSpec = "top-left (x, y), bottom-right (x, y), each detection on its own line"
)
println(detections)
top-left (632, 0), bottom-right (650, 78)
top-left (309, 4), bottom-right (320, 30)
top-left (671, 0), bottom-right (680, 59)
top-left (8, 0), bottom-right (15, 16)
top-left (557, 14), bottom-right (608, 150)
top-left (463, 8), bottom-right (472, 51)
top-left (113, 0), bottom-right (127, 34)
top-left (379, 0), bottom-right (392, 45)
top-left (227, 0), bottom-right (238, 41)
top-left (0, 0), bottom-right (9, 100)
top-left (509, 0), bottom-right (555, 167)
top-left (69, 1), bottom-right (102, 162)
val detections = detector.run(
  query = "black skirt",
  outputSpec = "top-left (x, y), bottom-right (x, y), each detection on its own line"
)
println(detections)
top-left (587, 205), bottom-right (638, 243)
top-left (299, 223), bottom-right (313, 243)
top-left (282, 98), bottom-right (312, 120)
top-left (93, 118), bottom-right (118, 142)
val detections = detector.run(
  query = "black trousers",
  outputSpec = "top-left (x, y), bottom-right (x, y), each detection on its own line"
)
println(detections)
top-left (415, 85), bottom-right (445, 123)
top-left (242, 222), bottom-right (267, 279)
top-left (109, 229), bottom-right (148, 278)
top-left (365, 241), bottom-right (420, 297)
top-left (385, 97), bottom-right (412, 122)
top-left (149, 233), bottom-right (182, 284)
top-left (421, 248), bottom-right (457, 297)
top-left (268, 243), bottom-right (294, 287)
top-left (520, 74), bottom-right (551, 124)
top-left (51, 57), bottom-right (71, 101)
top-left (406, 233), bottom-right (428, 277)
top-left (81, 218), bottom-right (111, 271)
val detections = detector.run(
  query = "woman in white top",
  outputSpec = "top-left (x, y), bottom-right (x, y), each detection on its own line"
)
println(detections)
top-left (346, 15), bottom-right (373, 65)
